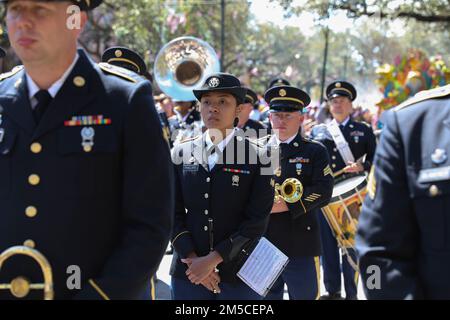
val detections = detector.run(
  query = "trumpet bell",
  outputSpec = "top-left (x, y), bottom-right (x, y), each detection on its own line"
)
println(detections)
top-left (275, 178), bottom-right (303, 203)
top-left (154, 36), bottom-right (220, 101)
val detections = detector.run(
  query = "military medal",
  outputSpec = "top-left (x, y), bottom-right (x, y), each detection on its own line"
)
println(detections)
top-left (81, 127), bottom-right (95, 152)
top-left (296, 163), bottom-right (302, 176)
top-left (232, 175), bottom-right (240, 187)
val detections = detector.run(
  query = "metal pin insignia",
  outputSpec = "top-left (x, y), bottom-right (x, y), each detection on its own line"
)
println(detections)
top-left (431, 148), bottom-right (447, 165)
top-left (81, 127), bottom-right (95, 152)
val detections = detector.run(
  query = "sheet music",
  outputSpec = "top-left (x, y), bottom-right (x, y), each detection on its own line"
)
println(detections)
top-left (237, 237), bottom-right (289, 297)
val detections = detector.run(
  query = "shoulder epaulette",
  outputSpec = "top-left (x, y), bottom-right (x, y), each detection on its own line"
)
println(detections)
top-left (395, 84), bottom-right (450, 111)
top-left (0, 65), bottom-right (24, 82)
top-left (302, 136), bottom-right (318, 144)
top-left (98, 62), bottom-right (140, 83)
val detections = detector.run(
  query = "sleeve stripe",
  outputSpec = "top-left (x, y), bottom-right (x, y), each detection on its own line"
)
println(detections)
top-left (172, 230), bottom-right (190, 244)
top-left (89, 279), bottom-right (111, 300)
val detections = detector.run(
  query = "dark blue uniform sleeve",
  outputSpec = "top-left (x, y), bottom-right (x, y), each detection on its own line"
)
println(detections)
top-left (356, 110), bottom-right (423, 299)
top-left (171, 147), bottom-right (197, 258)
top-left (75, 81), bottom-right (174, 299)
top-left (287, 144), bottom-right (334, 219)
top-left (363, 124), bottom-right (377, 172)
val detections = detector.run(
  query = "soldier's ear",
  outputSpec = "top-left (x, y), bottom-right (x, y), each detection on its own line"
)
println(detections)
top-left (236, 104), bottom-right (243, 116)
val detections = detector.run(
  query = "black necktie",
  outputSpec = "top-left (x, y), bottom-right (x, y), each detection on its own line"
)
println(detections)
top-left (280, 143), bottom-right (288, 154)
top-left (339, 124), bottom-right (345, 131)
top-left (33, 90), bottom-right (52, 124)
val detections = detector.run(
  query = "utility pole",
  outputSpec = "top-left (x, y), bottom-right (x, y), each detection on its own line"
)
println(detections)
top-left (320, 26), bottom-right (330, 104)
top-left (220, 0), bottom-right (226, 72)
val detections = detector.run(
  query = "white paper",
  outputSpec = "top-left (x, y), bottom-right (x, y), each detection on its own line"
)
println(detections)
top-left (237, 237), bottom-right (289, 297)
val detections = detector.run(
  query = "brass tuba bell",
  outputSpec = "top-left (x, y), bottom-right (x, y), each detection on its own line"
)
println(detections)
top-left (274, 178), bottom-right (304, 203)
top-left (154, 36), bottom-right (220, 101)
top-left (0, 246), bottom-right (54, 300)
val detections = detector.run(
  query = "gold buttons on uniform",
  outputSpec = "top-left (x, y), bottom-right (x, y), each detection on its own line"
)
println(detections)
top-left (28, 174), bottom-right (40, 186)
top-left (204, 193), bottom-right (209, 199)
top-left (332, 164), bottom-right (336, 168)
top-left (332, 156), bottom-right (336, 160)
top-left (25, 206), bottom-right (37, 218)
top-left (429, 185), bottom-right (439, 197)
top-left (23, 239), bottom-right (35, 248)
top-left (206, 177), bottom-right (211, 182)
top-left (204, 210), bottom-right (209, 215)
top-left (204, 226), bottom-right (208, 231)
top-left (30, 142), bottom-right (42, 154)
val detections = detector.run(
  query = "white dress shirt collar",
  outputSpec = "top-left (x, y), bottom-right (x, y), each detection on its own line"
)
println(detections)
top-left (27, 52), bottom-right (79, 109)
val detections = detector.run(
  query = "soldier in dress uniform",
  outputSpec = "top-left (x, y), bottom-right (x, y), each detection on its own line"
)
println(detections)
top-left (261, 85), bottom-right (334, 300)
top-left (170, 73), bottom-right (274, 300)
top-left (260, 78), bottom-right (292, 127)
top-left (0, 0), bottom-right (173, 300)
top-left (237, 87), bottom-right (267, 139)
top-left (268, 77), bottom-right (291, 89)
top-left (101, 46), bottom-right (172, 148)
top-left (310, 80), bottom-right (377, 300)
top-left (357, 85), bottom-right (450, 299)
top-left (172, 99), bottom-right (203, 145)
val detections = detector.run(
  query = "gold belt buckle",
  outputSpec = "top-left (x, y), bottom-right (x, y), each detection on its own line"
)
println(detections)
top-left (0, 246), bottom-right (54, 300)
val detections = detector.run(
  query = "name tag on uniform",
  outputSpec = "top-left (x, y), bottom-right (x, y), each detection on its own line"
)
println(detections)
top-left (418, 166), bottom-right (450, 183)
top-left (350, 131), bottom-right (365, 137)
top-left (183, 164), bottom-right (199, 173)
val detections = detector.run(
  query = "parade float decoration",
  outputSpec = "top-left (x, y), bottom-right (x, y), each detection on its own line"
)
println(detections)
top-left (375, 49), bottom-right (449, 110)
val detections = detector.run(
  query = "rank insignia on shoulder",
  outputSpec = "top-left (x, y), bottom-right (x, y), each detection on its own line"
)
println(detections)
top-left (65, 115), bottom-right (112, 127)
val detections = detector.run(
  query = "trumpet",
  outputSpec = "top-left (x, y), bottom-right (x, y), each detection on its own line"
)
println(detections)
top-left (0, 246), bottom-right (54, 300)
top-left (274, 178), bottom-right (303, 203)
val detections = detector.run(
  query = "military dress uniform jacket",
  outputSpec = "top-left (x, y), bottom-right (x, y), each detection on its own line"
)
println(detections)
top-left (263, 134), bottom-right (334, 257)
top-left (170, 129), bottom-right (274, 283)
top-left (0, 50), bottom-right (174, 299)
top-left (310, 119), bottom-right (377, 175)
top-left (356, 85), bottom-right (450, 299)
